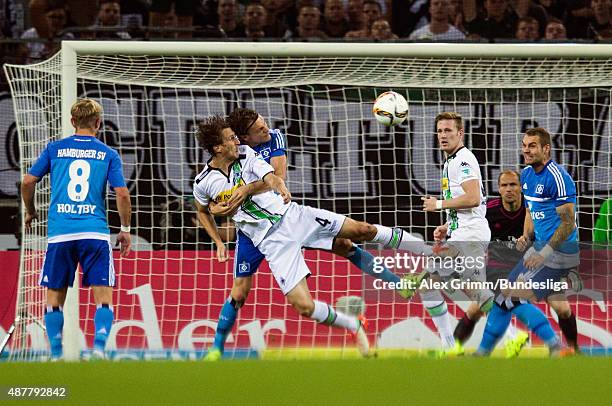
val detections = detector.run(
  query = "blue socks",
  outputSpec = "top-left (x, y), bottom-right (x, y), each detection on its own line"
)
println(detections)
top-left (477, 302), bottom-right (560, 355)
top-left (477, 303), bottom-right (512, 355)
top-left (348, 245), bottom-right (401, 284)
top-left (512, 303), bottom-right (560, 348)
top-left (212, 297), bottom-right (241, 353)
top-left (94, 304), bottom-right (114, 353)
top-left (44, 306), bottom-right (64, 359)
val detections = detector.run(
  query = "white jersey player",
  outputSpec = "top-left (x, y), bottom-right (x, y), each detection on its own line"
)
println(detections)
top-left (192, 115), bottom-right (433, 357)
top-left (410, 112), bottom-right (494, 355)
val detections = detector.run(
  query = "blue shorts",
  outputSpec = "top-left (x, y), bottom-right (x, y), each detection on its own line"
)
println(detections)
top-left (39, 239), bottom-right (116, 289)
top-left (233, 230), bottom-right (265, 278)
top-left (507, 260), bottom-right (569, 301)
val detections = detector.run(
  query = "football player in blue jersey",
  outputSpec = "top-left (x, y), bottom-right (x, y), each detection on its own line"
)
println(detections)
top-left (476, 127), bottom-right (578, 356)
top-left (201, 108), bottom-right (413, 360)
top-left (21, 99), bottom-right (132, 360)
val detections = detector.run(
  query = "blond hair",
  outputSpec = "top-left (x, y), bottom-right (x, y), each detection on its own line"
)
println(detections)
top-left (71, 99), bottom-right (102, 130)
top-left (435, 112), bottom-right (463, 131)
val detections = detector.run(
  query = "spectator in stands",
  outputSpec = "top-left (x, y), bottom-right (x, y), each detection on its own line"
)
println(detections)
top-left (29, 0), bottom-right (96, 35)
top-left (345, 0), bottom-right (382, 38)
top-left (243, 2), bottom-right (268, 39)
top-left (513, 0), bottom-right (549, 38)
top-left (347, 0), bottom-right (365, 31)
top-left (217, 0), bottom-right (245, 38)
top-left (262, 0), bottom-right (296, 38)
top-left (409, 0), bottom-right (465, 40)
top-left (293, 4), bottom-right (328, 39)
top-left (91, 0), bottom-right (131, 39)
top-left (587, 0), bottom-right (612, 39)
top-left (149, 0), bottom-right (199, 38)
top-left (515, 16), bottom-right (540, 39)
top-left (371, 18), bottom-right (398, 40)
top-left (323, 0), bottom-right (349, 38)
top-left (20, 0), bottom-right (74, 63)
top-left (463, 0), bottom-right (518, 39)
top-left (544, 17), bottom-right (568, 38)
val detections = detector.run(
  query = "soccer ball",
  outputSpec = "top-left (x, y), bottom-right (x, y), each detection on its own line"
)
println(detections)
top-left (372, 91), bottom-right (409, 126)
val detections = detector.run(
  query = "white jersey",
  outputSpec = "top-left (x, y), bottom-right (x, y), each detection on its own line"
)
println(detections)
top-left (193, 145), bottom-right (289, 246)
top-left (441, 146), bottom-right (488, 235)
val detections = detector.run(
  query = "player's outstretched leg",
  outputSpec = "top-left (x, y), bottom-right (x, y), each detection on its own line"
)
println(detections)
top-left (44, 305), bottom-right (64, 360)
top-left (205, 276), bottom-right (252, 361)
top-left (333, 239), bottom-right (415, 299)
top-left (287, 279), bottom-right (370, 357)
top-left (336, 219), bottom-right (433, 256)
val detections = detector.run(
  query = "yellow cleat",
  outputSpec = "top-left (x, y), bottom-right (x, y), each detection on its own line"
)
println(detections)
top-left (398, 271), bottom-right (428, 300)
top-left (505, 331), bottom-right (529, 358)
top-left (203, 347), bottom-right (222, 361)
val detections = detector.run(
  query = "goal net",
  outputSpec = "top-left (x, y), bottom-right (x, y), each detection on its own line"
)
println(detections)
top-left (4, 42), bottom-right (611, 361)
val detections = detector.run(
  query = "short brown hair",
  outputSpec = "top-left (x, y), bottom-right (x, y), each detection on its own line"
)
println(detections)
top-left (227, 108), bottom-right (259, 140)
top-left (435, 112), bottom-right (463, 131)
top-left (71, 99), bottom-right (102, 130)
top-left (196, 115), bottom-right (230, 155)
top-left (497, 169), bottom-right (520, 185)
top-left (525, 127), bottom-right (551, 147)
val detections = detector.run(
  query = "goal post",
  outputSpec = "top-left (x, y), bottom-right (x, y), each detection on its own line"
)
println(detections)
top-left (4, 41), bottom-right (612, 361)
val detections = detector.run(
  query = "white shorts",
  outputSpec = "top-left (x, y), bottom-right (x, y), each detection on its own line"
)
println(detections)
top-left (426, 225), bottom-right (490, 282)
top-left (257, 202), bottom-right (346, 295)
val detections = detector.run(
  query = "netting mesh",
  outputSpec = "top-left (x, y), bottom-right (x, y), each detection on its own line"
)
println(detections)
top-left (4, 48), bottom-right (612, 360)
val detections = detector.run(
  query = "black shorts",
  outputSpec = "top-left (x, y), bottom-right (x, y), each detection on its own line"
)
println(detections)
top-left (149, 0), bottom-right (200, 16)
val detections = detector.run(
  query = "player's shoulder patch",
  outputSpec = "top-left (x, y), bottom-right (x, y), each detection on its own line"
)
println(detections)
top-left (269, 128), bottom-right (286, 150)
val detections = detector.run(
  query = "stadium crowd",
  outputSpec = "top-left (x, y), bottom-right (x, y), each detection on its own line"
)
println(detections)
top-left (1, 0), bottom-right (612, 65)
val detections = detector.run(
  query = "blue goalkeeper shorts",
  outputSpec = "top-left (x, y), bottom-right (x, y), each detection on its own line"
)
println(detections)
top-left (233, 230), bottom-right (265, 278)
top-left (39, 239), bottom-right (116, 289)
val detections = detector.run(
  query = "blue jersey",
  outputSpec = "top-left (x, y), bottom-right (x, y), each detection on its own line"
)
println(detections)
top-left (29, 135), bottom-right (126, 241)
top-left (252, 129), bottom-right (286, 162)
top-left (521, 160), bottom-right (577, 250)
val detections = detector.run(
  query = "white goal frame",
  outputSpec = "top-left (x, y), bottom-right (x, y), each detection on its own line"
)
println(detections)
top-left (8, 41), bottom-right (612, 361)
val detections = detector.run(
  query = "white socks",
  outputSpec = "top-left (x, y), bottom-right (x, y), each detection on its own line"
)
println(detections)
top-left (311, 300), bottom-right (358, 332)
top-left (421, 290), bottom-right (455, 349)
top-left (372, 225), bottom-right (433, 255)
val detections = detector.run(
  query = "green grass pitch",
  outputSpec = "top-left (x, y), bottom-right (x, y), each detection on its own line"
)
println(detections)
top-left (1, 357), bottom-right (611, 405)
